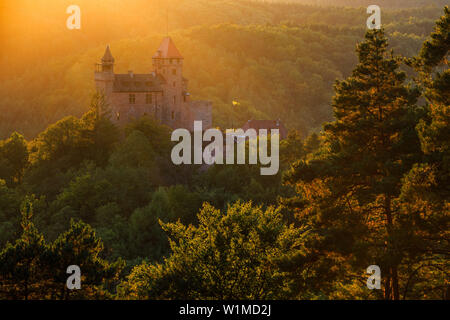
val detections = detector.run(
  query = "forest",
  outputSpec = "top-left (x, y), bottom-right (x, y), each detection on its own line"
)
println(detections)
top-left (0, 0), bottom-right (448, 139)
top-left (0, 1), bottom-right (448, 300)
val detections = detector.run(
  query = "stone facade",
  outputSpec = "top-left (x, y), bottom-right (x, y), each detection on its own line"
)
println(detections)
top-left (94, 37), bottom-right (212, 131)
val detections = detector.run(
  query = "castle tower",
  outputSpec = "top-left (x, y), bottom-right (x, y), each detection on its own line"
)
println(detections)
top-left (92, 39), bottom-right (211, 130)
top-left (95, 45), bottom-right (115, 102)
top-left (152, 37), bottom-right (185, 127)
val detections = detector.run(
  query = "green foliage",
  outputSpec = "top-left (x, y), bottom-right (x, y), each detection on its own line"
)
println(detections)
top-left (0, 200), bottom-right (123, 299)
top-left (0, 180), bottom-right (22, 246)
top-left (47, 219), bottom-right (124, 299)
top-left (124, 116), bottom-right (172, 155)
top-left (0, 201), bottom-right (47, 299)
top-left (119, 202), bottom-right (305, 299)
top-left (127, 190), bottom-right (173, 262)
top-left (28, 98), bottom-right (118, 170)
top-left (419, 6), bottom-right (450, 70)
top-left (0, 2), bottom-right (448, 300)
top-left (416, 7), bottom-right (450, 159)
top-left (395, 7), bottom-right (450, 299)
top-left (283, 29), bottom-right (435, 300)
top-left (1, 1), bottom-right (444, 139)
top-left (22, 96), bottom-right (119, 201)
top-left (0, 132), bottom-right (29, 186)
top-left (110, 131), bottom-right (156, 169)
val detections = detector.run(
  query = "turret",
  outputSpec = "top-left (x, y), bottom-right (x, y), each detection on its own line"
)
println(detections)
top-left (95, 45), bottom-right (115, 99)
top-left (101, 45), bottom-right (115, 72)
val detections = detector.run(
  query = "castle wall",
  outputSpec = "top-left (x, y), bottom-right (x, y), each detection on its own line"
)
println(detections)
top-left (109, 91), bottom-right (163, 125)
top-left (186, 100), bottom-right (213, 131)
top-left (95, 40), bottom-right (213, 131)
top-left (154, 58), bottom-right (184, 128)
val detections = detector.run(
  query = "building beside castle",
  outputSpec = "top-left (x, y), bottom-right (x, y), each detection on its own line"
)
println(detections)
top-left (94, 37), bottom-right (212, 131)
top-left (241, 119), bottom-right (288, 140)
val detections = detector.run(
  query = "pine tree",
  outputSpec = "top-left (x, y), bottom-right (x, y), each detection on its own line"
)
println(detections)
top-left (398, 6), bottom-right (449, 299)
top-left (48, 219), bottom-right (124, 299)
top-left (0, 200), bottom-right (123, 299)
top-left (0, 132), bottom-right (29, 186)
top-left (417, 6), bottom-right (449, 180)
top-left (284, 29), bottom-right (421, 300)
top-left (0, 200), bottom-right (48, 299)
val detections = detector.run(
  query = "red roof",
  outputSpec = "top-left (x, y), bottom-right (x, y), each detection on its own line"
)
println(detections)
top-left (152, 37), bottom-right (183, 59)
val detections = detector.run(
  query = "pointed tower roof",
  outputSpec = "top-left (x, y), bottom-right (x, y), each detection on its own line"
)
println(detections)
top-left (152, 37), bottom-right (183, 59)
top-left (102, 45), bottom-right (115, 63)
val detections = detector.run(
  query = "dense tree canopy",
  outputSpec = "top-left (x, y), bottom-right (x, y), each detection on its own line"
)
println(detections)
top-left (0, 2), bottom-right (448, 300)
top-left (0, 1), bottom-right (446, 139)
top-left (119, 202), bottom-right (305, 299)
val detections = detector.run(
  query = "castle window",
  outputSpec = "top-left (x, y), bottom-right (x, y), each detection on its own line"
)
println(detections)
top-left (172, 69), bottom-right (177, 75)
top-left (171, 111), bottom-right (175, 120)
top-left (146, 94), bottom-right (152, 104)
top-left (173, 96), bottom-right (176, 104)
top-left (129, 94), bottom-right (135, 104)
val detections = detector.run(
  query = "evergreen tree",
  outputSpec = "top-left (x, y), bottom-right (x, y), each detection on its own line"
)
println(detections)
top-left (284, 29), bottom-right (421, 300)
top-left (0, 200), bottom-right (48, 299)
top-left (48, 219), bottom-right (124, 299)
top-left (0, 132), bottom-right (29, 186)
top-left (398, 6), bottom-right (449, 299)
top-left (0, 180), bottom-right (22, 246)
top-left (0, 200), bottom-right (123, 299)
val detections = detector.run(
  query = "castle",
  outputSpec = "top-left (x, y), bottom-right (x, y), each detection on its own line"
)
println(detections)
top-left (94, 37), bottom-right (212, 131)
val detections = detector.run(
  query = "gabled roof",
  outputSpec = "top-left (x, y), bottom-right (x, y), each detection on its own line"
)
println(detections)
top-left (152, 37), bottom-right (183, 59)
top-left (102, 45), bottom-right (115, 63)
